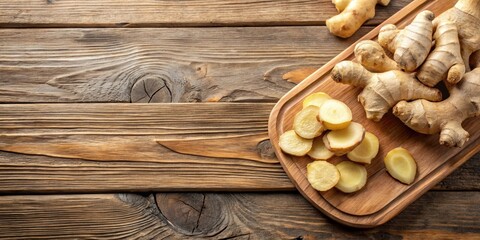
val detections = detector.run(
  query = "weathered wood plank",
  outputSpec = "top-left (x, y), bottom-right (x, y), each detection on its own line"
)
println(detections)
top-left (0, 0), bottom-right (411, 27)
top-left (0, 192), bottom-right (477, 239)
top-left (0, 103), bottom-right (292, 192)
top-left (0, 103), bottom-right (477, 193)
top-left (0, 27), bottom-right (369, 103)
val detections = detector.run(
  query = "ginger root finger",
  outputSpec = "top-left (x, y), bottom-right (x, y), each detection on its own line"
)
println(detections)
top-left (327, 0), bottom-right (391, 38)
top-left (393, 67), bottom-right (480, 147)
top-left (417, 21), bottom-right (465, 87)
top-left (354, 40), bottom-right (399, 72)
top-left (434, 0), bottom-right (480, 71)
top-left (378, 10), bottom-right (434, 72)
top-left (331, 61), bottom-right (442, 121)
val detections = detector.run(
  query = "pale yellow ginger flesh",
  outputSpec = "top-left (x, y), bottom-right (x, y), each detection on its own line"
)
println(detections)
top-left (323, 122), bottom-right (365, 155)
top-left (327, 0), bottom-right (391, 38)
top-left (347, 132), bottom-right (379, 164)
top-left (354, 40), bottom-right (399, 72)
top-left (308, 137), bottom-right (335, 160)
top-left (307, 161), bottom-right (340, 191)
top-left (331, 61), bottom-right (442, 121)
top-left (378, 10), bottom-right (435, 72)
top-left (303, 92), bottom-right (332, 109)
top-left (293, 105), bottom-right (324, 139)
top-left (319, 99), bottom-right (352, 130)
top-left (335, 161), bottom-right (368, 193)
top-left (384, 147), bottom-right (417, 185)
top-left (279, 130), bottom-right (312, 156)
top-left (394, 67), bottom-right (480, 147)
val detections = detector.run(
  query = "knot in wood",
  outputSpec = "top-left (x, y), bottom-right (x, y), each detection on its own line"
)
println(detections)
top-left (156, 193), bottom-right (226, 236)
top-left (130, 77), bottom-right (172, 103)
top-left (256, 139), bottom-right (276, 160)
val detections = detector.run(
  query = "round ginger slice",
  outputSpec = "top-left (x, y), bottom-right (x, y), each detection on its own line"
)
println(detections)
top-left (303, 92), bottom-right (332, 109)
top-left (347, 132), bottom-right (380, 164)
top-left (323, 122), bottom-right (365, 155)
top-left (319, 99), bottom-right (352, 130)
top-left (307, 161), bottom-right (340, 192)
top-left (384, 147), bottom-right (417, 185)
top-left (308, 137), bottom-right (335, 160)
top-left (293, 105), bottom-right (324, 139)
top-left (335, 161), bottom-right (368, 193)
top-left (279, 130), bottom-right (313, 156)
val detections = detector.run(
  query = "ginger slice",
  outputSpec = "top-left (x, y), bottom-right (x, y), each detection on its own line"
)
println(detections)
top-left (293, 105), bottom-right (324, 139)
top-left (319, 99), bottom-right (352, 130)
top-left (308, 137), bottom-right (335, 160)
top-left (303, 92), bottom-right (332, 109)
top-left (307, 161), bottom-right (340, 192)
top-left (279, 130), bottom-right (313, 156)
top-left (323, 122), bottom-right (365, 155)
top-left (384, 147), bottom-right (417, 184)
top-left (335, 161), bottom-right (368, 193)
top-left (347, 132), bottom-right (379, 164)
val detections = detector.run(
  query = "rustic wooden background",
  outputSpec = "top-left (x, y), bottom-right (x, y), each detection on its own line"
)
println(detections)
top-left (0, 0), bottom-right (479, 239)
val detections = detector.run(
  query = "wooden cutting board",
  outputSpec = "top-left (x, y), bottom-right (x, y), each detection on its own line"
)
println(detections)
top-left (268, 0), bottom-right (480, 228)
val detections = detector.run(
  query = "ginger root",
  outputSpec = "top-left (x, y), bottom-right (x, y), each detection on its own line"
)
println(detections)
top-left (415, 0), bottom-right (480, 86)
top-left (378, 10), bottom-right (435, 72)
top-left (327, 0), bottom-right (391, 38)
top-left (354, 40), bottom-right (399, 72)
top-left (393, 67), bottom-right (480, 147)
top-left (331, 61), bottom-right (442, 121)
top-left (433, 0), bottom-right (480, 71)
top-left (417, 21), bottom-right (465, 87)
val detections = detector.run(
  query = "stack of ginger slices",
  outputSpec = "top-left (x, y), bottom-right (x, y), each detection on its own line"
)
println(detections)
top-left (279, 92), bottom-right (418, 193)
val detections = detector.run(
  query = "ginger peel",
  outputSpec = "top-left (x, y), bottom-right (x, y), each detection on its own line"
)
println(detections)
top-left (417, 21), bottom-right (465, 87)
top-left (327, 0), bottom-right (391, 38)
top-left (393, 67), bottom-right (480, 147)
top-left (331, 61), bottom-right (442, 121)
top-left (354, 40), bottom-right (399, 72)
top-left (378, 10), bottom-right (435, 72)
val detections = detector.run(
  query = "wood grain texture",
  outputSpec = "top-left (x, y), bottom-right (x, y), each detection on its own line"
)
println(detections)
top-left (268, 0), bottom-right (476, 227)
top-left (0, 102), bottom-right (477, 193)
top-left (0, 27), bottom-right (371, 103)
top-left (0, 103), bottom-right (291, 192)
top-left (0, 0), bottom-right (411, 27)
top-left (0, 192), bottom-right (478, 239)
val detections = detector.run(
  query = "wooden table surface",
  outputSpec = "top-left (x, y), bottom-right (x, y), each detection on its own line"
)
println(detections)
top-left (0, 0), bottom-right (479, 239)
